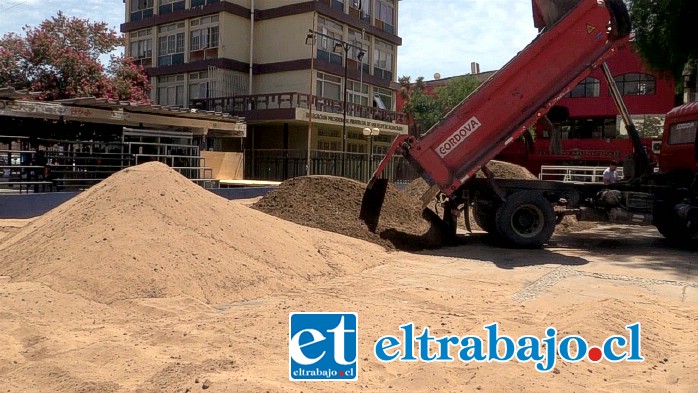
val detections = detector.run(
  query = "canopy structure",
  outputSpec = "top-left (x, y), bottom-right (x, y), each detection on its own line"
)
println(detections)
top-left (0, 88), bottom-right (246, 138)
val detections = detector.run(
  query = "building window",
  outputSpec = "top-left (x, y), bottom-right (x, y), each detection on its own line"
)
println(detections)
top-left (316, 72), bottom-right (342, 101)
top-left (373, 144), bottom-right (388, 155)
top-left (348, 80), bottom-right (369, 106)
top-left (373, 39), bottom-right (394, 81)
top-left (317, 128), bottom-right (341, 152)
top-left (350, 0), bottom-right (371, 21)
top-left (373, 87), bottom-right (393, 111)
top-left (158, 22), bottom-right (185, 66)
top-left (318, 129), bottom-right (340, 138)
top-left (374, 0), bottom-right (394, 33)
top-left (130, 0), bottom-right (154, 21)
top-left (348, 131), bottom-right (364, 140)
top-left (331, 0), bottom-right (344, 12)
top-left (317, 17), bottom-right (344, 66)
top-left (157, 74), bottom-right (185, 106)
top-left (159, 0), bottom-right (185, 15)
top-left (189, 71), bottom-right (217, 101)
top-left (317, 140), bottom-right (340, 151)
top-left (191, 0), bottom-right (220, 8)
top-left (347, 142), bottom-right (366, 153)
top-left (614, 73), bottom-right (656, 96)
top-left (129, 28), bottom-right (153, 62)
top-left (668, 121), bottom-right (697, 145)
top-left (349, 28), bottom-right (369, 73)
top-left (568, 77), bottom-right (600, 98)
top-left (190, 15), bottom-right (219, 62)
top-left (567, 118), bottom-right (617, 139)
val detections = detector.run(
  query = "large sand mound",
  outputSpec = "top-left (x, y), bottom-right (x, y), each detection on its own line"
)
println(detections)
top-left (253, 176), bottom-right (448, 250)
top-left (0, 162), bottom-right (386, 304)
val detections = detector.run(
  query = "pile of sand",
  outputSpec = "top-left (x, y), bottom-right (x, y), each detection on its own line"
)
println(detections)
top-left (555, 215), bottom-right (597, 233)
top-left (0, 162), bottom-right (386, 304)
top-left (253, 176), bottom-right (448, 250)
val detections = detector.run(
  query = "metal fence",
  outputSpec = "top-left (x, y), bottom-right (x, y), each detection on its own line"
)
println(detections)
top-left (539, 165), bottom-right (624, 183)
top-left (244, 149), bottom-right (418, 184)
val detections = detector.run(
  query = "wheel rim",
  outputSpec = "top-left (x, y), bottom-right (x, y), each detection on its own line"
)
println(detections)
top-left (510, 204), bottom-right (544, 238)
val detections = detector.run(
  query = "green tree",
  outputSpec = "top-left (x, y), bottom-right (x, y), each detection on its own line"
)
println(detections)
top-left (399, 75), bottom-right (442, 136)
top-left (628, 0), bottom-right (698, 80)
top-left (400, 75), bottom-right (480, 136)
top-left (638, 115), bottom-right (664, 138)
top-left (0, 11), bottom-right (150, 101)
top-left (434, 75), bottom-right (480, 112)
top-left (406, 90), bottom-right (443, 135)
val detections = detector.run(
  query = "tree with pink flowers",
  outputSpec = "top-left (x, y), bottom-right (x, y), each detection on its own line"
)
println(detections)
top-left (0, 11), bottom-right (151, 102)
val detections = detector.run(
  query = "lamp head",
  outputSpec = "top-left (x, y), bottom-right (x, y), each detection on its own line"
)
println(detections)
top-left (363, 127), bottom-right (380, 136)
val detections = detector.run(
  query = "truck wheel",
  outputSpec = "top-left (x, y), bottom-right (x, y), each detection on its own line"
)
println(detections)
top-left (654, 213), bottom-right (695, 244)
top-left (606, 0), bottom-right (631, 39)
top-left (473, 199), bottom-right (498, 233)
top-left (495, 191), bottom-right (556, 248)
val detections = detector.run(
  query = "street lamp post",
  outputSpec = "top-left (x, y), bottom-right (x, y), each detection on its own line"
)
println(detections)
top-left (305, 25), bottom-right (316, 176)
top-left (334, 42), bottom-right (351, 177)
top-left (306, 29), bottom-right (364, 178)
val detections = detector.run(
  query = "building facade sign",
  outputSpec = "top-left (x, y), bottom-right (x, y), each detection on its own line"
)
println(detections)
top-left (296, 108), bottom-right (407, 134)
top-left (0, 99), bottom-right (124, 122)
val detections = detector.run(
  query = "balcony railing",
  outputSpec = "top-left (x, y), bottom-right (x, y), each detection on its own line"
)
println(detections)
top-left (191, 92), bottom-right (406, 124)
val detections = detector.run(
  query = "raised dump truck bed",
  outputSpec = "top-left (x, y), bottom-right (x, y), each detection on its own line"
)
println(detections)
top-left (362, 0), bottom-right (697, 248)
top-left (372, 0), bottom-right (630, 196)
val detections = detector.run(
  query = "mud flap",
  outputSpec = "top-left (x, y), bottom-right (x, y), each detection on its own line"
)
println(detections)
top-left (421, 207), bottom-right (457, 245)
top-left (359, 178), bottom-right (389, 233)
top-left (464, 198), bottom-right (472, 233)
top-left (420, 185), bottom-right (441, 210)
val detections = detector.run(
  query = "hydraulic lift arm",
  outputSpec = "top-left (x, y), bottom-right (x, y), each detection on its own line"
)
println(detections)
top-left (601, 62), bottom-right (652, 179)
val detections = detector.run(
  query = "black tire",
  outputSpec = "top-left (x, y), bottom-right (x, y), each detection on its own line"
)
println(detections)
top-left (606, 0), bottom-right (631, 40)
top-left (654, 210), bottom-right (695, 245)
top-left (473, 198), bottom-right (498, 233)
top-left (494, 191), bottom-right (556, 248)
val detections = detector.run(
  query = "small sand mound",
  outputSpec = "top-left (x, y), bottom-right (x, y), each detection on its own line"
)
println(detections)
top-left (0, 162), bottom-right (386, 304)
top-left (476, 160), bottom-right (538, 180)
top-left (404, 160), bottom-right (536, 200)
top-left (253, 176), bottom-right (448, 250)
top-left (555, 215), bottom-right (597, 233)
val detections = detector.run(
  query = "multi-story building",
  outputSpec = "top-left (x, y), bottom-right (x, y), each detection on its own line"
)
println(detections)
top-left (121, 0), bottom-right (408, 181)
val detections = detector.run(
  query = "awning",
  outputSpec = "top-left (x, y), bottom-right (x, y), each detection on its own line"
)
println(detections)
top-left (0, 88), bottom-right (247, 137)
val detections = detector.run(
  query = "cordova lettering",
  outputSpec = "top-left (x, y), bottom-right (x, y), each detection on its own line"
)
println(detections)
top-left (436, 116), bottom-right (482, 158)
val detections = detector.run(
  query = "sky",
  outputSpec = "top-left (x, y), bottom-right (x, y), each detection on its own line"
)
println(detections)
top-left (0, 0), bottom-right (540, 80)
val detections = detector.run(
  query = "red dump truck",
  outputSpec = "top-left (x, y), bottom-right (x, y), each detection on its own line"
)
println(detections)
top-left (362, 0), bottom-right (698, 247)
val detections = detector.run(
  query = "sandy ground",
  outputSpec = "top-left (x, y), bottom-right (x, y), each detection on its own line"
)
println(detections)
top-left (0, 207), bottom-right (696, 392)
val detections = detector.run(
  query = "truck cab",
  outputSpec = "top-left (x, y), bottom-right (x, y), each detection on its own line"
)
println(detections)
top-left (659, 101), bottom-right (698, 181)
